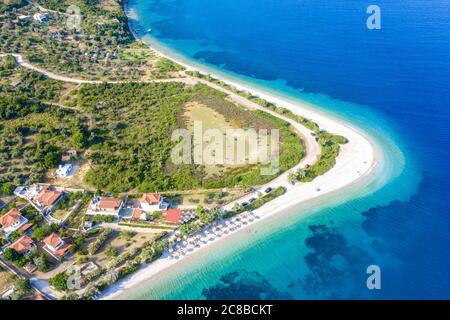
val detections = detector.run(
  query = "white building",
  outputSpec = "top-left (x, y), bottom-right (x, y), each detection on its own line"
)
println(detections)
top-left (139, 193), bottom-right (166, 213)
top-left (33, 12), bottom-right (48, 23)
top-left (56, 163), bottom-right (73, 178)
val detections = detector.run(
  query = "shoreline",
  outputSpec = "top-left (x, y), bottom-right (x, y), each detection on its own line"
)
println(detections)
top-left (99, 3), bottom-right (383, 300)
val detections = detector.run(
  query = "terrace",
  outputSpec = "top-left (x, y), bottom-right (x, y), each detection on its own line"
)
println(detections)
top-left (14, 184), bottom-right (64, 214)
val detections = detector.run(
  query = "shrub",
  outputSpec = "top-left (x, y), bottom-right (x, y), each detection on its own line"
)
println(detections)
top-left (87, 228), bottom-right (112, 255)
top-left (49, 272), bottom-right (69, 292)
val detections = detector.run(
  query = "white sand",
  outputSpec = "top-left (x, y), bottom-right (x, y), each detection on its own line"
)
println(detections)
top-left (100, 39), bottom-right (380, 300)
top-left (2, 21), bottom-right (379, 299)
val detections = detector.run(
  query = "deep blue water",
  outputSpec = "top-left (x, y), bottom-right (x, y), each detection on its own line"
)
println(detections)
top-left (126, 0), bottom-right (450, 299)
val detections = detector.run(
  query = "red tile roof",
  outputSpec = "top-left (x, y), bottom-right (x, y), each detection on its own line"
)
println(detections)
top-left (52, 243), bottom-right (70, 258)
top-left (0, 208), bottom-right (22, 228)
top-left (9, 235), bottom-right (34, 254)
top-left (132, 208), bottom-right (142, 220)
top-left (19, 223), bottom-right (33, 232)
top-left (165, 209), bottom-right (182, 224)
top-left (43, 233), bottom-right (63, 249)
top-left (140, 193), bottom-right (161, 205)
top-left (98, 197), bottom-right (122, 210)
top-left (34, 293), bottom-right (47, 300)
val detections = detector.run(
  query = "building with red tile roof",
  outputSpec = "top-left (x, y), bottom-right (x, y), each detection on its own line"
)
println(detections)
top-left (0, 208), bottom-right (22, 228)
top-left (98, 197), bottom-right (122, 210)
top-left (165, 209), bottom-right (182, 224)
top-left (9, 235), bottom-right (35, 255)
top-left (43, 233), bottom-right (69, 259)
top-left (132, 208), bottom-right (144, 220)
top-left (0, 208), bottom-right (29, 238)
top-left (88, 196), bottom-right (123, 216)
top-left (140, 193), bottom-right (166, 212)
top-left (34, 185), bottom-right (63, 208)
top-left (140, 193), bottom-right (161, 204)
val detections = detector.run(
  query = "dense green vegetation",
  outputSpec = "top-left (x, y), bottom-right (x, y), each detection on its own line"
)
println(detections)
top-left (182, 84), bottom-right (304, 189)
top-left (0, 0), bottom-right (182, 81)
top-left (75, 81), bottom-right (192, 192)
top-left (49, 272), bottom-right (69, 291)
top-left (70, 81), bottom-right (302, 192)
top-left (0, 0), bottom-right (26, 14)
top-left (1, 63), bottom-right (304, 192)
top-left (0, 67), bottom-right (88, 186)
top-left (187, 71), bottom-right (348, 182)
top-left (196, 206), bottom-right (221, 225)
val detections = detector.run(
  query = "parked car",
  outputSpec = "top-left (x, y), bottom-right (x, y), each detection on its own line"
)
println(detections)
top-left (241, 202), bottom-right (249, 207)
top-left (249, 198), bottom-right (257, 203)
top-left (264, 187), bottom-right (273, 193)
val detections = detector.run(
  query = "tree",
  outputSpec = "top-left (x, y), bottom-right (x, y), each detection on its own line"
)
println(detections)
top-left (103, 269), bottom-right (119, 286)
top-left (296, 169), bottom-right (306, 181)
top-left (104, 245), bottom-right (118, 258)
top-left (72, 129), bottom-right (88, 149)
top-left (196, 205), bottom-right (218, 225)
top-left (288, 172), bottom-right (297, 184)
top-left (3, 248), bottom-right (19, 262)
top-left (153, 210), bottom-right (163, 220)
top-left (32, 224), bottom-right (52, 241)
top-left (14, 278), bottom-right (31, 295)
top-left (1, 182), bottom-right (16, 195)
top-left (49, 272), bottom-right (69, 292)
top-left (33, 253), bottom-right (51, 272)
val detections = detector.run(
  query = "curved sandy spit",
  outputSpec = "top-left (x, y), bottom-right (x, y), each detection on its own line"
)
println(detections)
top-left (1, 9), bottom-right (381, 298)
top-left (100, 87), bottom-right (378, 299)
top-left (100, 20), bottom-right (380, 299)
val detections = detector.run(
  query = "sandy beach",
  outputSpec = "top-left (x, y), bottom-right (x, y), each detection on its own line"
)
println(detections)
top-left (100, 83), bottom-right (378, 299)
top-left (99, 6), bottom-right (381, 299)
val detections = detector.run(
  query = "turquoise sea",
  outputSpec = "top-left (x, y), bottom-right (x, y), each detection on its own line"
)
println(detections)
top-left (121, 0), bottom-right (450, 299)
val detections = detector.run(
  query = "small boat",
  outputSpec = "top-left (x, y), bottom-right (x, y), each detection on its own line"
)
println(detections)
top-left (147, 28), bottom-right (152, 33)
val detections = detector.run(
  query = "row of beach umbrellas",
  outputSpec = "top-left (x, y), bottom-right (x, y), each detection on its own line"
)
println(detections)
top-left (168, 212), bottom-right (260, 259)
